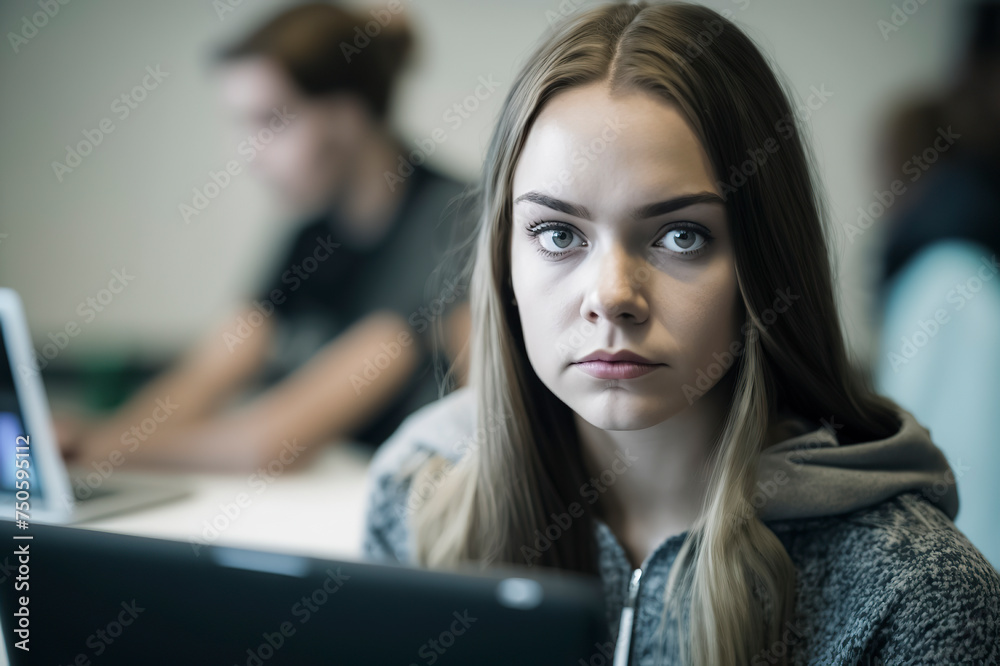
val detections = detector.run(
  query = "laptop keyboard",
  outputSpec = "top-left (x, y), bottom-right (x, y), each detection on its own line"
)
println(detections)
top-left (74, 485), bottom-right (114, 502)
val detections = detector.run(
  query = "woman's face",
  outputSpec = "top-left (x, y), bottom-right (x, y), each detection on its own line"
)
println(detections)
top-left (510, 82), bottom-right (742, 430)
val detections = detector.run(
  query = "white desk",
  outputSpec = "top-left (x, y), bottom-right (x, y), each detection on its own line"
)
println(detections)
top-left (76, 442), bottom-right (375, 561)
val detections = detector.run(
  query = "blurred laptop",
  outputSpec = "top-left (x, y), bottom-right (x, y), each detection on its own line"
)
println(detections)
top-left (0, 287), bottom-right (190, 524)
top-left (0, 520), bottom-right (609, 665)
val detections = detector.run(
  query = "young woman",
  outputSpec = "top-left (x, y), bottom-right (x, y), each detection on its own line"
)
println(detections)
top-left (362, 3), bottom-right (1000, 665)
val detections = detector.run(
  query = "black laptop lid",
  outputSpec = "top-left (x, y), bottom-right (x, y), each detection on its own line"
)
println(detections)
top-left (0, 520), bottom-right (609, 665)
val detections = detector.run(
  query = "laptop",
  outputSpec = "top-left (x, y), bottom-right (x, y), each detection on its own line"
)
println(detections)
top-left (0, 520), bottom-right (610, 665)
top-left (0, 287), bottom-right (190, 524)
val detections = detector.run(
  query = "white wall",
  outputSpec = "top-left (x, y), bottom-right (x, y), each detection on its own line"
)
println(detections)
top-left (0, 0), bottom-right (963, 363)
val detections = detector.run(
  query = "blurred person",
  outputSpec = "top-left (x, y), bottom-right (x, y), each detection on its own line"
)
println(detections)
top-left (873, 0), bottom-right (1000, 569)
top-left (58, 3), bottom-right (472, 472)
top-left (361, 3), bottom-right (999, 665)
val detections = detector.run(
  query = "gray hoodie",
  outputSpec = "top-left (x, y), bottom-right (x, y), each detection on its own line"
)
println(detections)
top-left (361, 386), bottom-right (1000, 665)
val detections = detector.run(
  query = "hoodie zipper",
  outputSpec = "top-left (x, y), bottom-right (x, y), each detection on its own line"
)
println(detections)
top-left (613, 568), bottom-right (643, 666)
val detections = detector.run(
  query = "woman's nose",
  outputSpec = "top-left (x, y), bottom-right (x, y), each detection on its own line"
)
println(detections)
top-left (579, 245), bottom-right (650, 325)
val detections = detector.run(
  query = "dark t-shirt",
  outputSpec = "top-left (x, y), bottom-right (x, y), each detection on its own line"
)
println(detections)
top-left (251, 163), bottom-right (470, 447)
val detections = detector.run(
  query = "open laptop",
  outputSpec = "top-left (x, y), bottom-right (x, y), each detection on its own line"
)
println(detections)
top-left (0, 287), bottom-right (190, 524)
top-left (0, 519), bottom-right (610, 665)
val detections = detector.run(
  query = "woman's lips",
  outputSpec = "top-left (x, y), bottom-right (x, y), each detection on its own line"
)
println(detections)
top-left (572, 360), bottom-right (663, 379)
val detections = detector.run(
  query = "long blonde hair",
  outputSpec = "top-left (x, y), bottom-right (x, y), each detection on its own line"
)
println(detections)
top-left (414, 3), bottom-right (901, 664)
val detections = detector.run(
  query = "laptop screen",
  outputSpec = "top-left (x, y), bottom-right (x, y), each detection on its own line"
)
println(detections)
top-left (0, 320), bottom-right (42, 499)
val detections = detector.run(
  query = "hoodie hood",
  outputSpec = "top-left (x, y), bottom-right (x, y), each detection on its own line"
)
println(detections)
top-left (379, 387), bottom-right (960, 524)
top-left (756, 407), bottom-right (958, 522)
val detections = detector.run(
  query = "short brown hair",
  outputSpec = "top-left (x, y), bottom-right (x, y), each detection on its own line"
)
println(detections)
top-left (217, 3), bottom-right (413, 120)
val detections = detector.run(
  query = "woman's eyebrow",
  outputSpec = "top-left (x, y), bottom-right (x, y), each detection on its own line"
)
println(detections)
top-left (632, 192), bottom-right (725, 219)
top-left (512, 190), bottom-right (724, 220)
top-left (513, 191), bottom-right (591, 218)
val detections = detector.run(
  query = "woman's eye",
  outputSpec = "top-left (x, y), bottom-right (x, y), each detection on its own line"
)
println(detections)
top-left (533, 224), bottom-right (585, 254)
top-left (656, 226), bottom-right (711, 255)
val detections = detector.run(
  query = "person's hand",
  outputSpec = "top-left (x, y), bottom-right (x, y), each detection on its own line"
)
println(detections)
top-left (69, 418), bottom-right (142, 469)
top-left (52, 412), bottom-right (100, 459)
top-left (72, 415), bottom-right (308, 474)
